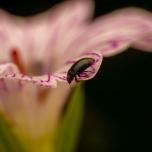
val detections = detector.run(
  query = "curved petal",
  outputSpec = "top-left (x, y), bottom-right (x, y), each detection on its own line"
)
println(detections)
top-left (54, 51), bottom-right (103, 84)
top-left (131, 32), bottom-right (152, 51)
top-left (67, 7), bottom-right (152, 57)
top-left (0, 63), bottom-right (57, 87)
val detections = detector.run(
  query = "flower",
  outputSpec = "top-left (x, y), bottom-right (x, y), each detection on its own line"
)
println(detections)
top-left (0, 0), bottom-right (152, 150)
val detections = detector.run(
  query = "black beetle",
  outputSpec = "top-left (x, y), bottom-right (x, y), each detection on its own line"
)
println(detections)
top-left (67, 57), bottom-right (95, 84)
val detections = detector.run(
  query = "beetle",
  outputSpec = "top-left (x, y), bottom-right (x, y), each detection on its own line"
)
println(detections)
top-left (67, 57), bottom-right (95, 84)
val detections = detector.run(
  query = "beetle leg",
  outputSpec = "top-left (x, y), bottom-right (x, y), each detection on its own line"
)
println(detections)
top-left (80, 67), bottom-right (95, 75)
top-left (78, 72), bottom-right (89, 78)
top-left (74, 75), bottom-right (80, 82)
top-left (91, 66), bottom-right (96, 73)
top-left (55, 75), bottom-right (67, 80)
top-left (82, 66), bottom-right (95, 75)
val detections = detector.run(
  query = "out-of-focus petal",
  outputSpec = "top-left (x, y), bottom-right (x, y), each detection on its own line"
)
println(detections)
top-left (0, 10), bottom-right (31, 65)
top-left (68, 7), bottom-right (152, 57)
top-left (0, 0), bottom-right (94, 73)
top-left (131, 33), bottom-right (152, 51)
top-left (0, 63), bottom-right (70, 138)
top-left (23, 0), bottom-right (94, 72)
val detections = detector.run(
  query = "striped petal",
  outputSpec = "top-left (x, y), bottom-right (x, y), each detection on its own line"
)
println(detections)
top-left (67, 7), bottom-right (152, 57)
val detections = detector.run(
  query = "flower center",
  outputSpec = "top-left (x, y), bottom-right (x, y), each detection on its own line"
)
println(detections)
top-left (10, 48), bottom-right (51, 102)
top-left (10, 48), bottom-right (45, 75)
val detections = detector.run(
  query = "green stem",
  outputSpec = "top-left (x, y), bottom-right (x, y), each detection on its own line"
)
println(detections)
top-left (25, 139), bottom-right (54, 152)
top-left (16, 134), bottom-right (55, 152)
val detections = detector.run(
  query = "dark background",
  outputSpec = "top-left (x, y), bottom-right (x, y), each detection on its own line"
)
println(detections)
top-left (0, 0), bottom-right (151, 152)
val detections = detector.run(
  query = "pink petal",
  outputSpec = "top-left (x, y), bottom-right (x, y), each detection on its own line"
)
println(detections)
top-left (0, 0), bottom-right (93, 73)
top-left (68, 7), bottom-right (152, 57)
top-left (0, 1), bottom-right (101, 137)
top-left (21, 0), bottom-right (94, 72)
top-left (0, 63), bottom-right (70, 137)
top-left (0, 0), bottom-right (99, 86)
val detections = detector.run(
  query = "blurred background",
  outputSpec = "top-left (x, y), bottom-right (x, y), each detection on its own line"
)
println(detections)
top-left (0, 0), bottom-right (151, 152)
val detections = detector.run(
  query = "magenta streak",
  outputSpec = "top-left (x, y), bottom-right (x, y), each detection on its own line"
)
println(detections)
top-left (41, 73), bottom-right (51, 83)
top-left (55, 75), bottom-right (66, 81)
top-left (46, 73), bottom-right (51, 82)
top-left (110, 40), bottom-right (119, 48)
top-left (108, 38), bottom-right (132, 49)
